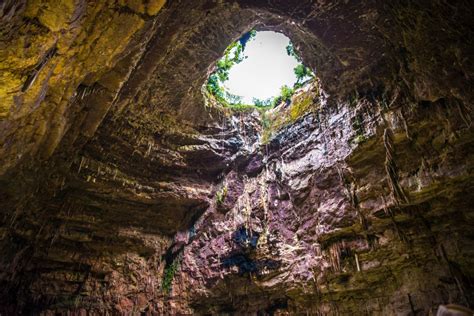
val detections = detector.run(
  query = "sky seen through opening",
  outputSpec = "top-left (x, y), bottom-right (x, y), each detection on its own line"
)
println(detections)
top-left (222, 31), bottom-right (301, 104)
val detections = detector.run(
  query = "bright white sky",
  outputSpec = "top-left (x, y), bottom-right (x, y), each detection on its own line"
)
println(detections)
top-left (223, 31), bottom-right (300, 104)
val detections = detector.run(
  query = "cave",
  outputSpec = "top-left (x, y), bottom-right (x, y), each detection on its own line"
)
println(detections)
top-left (0, 0), bottom-right (473, 315)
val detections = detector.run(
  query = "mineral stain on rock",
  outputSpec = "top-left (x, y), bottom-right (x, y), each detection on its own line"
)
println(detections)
top-left (0, 0), bottom-right (473, 315)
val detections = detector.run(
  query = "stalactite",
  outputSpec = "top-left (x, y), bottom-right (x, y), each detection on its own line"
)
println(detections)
top-left (328, 242), bottom-right (342, 273)
top-left (455, 99), bottom-right (472, 128)
top-left (145, 140), bottom-right (153, 157)
top-left (398, 108), bottom-right (412, 141)
top-left (336, 164), bottom-right (367, 229)
top-left (381, 193), bottom-right (408, 243)
top-left (387, 87), bottom-right (400, 109)
top-left (78, 156), bottom-right (85, 173)
top-left (21, 47), bottom-right (57, 93)
top-left (258, 170), bottom-right (269, 248)
top-left (383, 128), bottom-right (409, 205)
top-left (241, 176), bottom-right (252, 234)
top-left (439, 244), bottom-right (470, 307)
top-left (354, 253), bottom-right (361, 272)
top-left (350, 183), bottom-right (368, 229)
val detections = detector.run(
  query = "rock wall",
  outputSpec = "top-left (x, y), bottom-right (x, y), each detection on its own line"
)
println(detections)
top-left (0, 0), bottom-right (473, 314)
top-left (176, 91), bottom-right (474, 314)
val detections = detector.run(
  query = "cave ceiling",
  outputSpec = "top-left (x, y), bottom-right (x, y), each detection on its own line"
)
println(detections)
top-left (0, 0), bottom-right (473, 314)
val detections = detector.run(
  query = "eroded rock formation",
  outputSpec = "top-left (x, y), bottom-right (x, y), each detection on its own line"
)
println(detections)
top-left (0, 0), bottom-right (473, 314)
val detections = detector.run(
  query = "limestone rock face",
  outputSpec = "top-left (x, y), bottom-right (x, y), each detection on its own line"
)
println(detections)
top-left (0, 0), bottom-right (473, 314)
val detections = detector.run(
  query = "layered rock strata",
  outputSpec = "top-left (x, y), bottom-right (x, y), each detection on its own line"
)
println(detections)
top-left (0, 0), bottom-right (472, 314)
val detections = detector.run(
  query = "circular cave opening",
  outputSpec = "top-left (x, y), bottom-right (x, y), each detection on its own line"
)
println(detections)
top-left (204, 30), bottom-right (315, 109)
top-left (203, 30), bottom-right (320, 144)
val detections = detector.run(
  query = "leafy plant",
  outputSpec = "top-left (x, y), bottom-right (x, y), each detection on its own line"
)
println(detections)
top-left (287, 43), bottom-right (314, 89)
top-left (206, 30), bottom-right (256, 105)
top-left (280, 85), bottom-right (294, 103)
top-left (286, 42), bottom-right (301, 61)
top-left (207, 73), bottom-right (224, 99)
top-left (207, 31), bottom-right (313, 109)
top-left (293, 64), bottom-right (314, 87)
top-left (225, 92), bottom-right (243, 105)
top-left (252, 97), bottom-right (273, 107)
top-left (162, 257), bottom-right (179, 294)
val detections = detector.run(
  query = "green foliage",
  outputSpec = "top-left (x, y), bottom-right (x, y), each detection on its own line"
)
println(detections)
top-left (280, 85), bottom-right (294, 102)
top-left (252, 97), bottom-right (273, 107)
top-left (255, 88), bottom-right (294, 108)
top-left (216, 185), bottom-right (228, 205)
top-left (264, 85), bottom-right (295, 108)
top-left (286, 42), bottom-right (300, 61)
top-left (287, 43), bottom-right (314, 89)
top-left (354, 134), bottom-right (367, 144)
top-left (207, 31), bottom-right (312, 109)
top-left (349, 115), bottom-right (367, 145)
top-left (206, 32), bottom-right (255, 105)
top-left (207, 74), bottom-right (224, 99)
top-left (260, 82), bottom-right (319, 144)
top-left (224, 103), bottom-right (273, 113)
top-left (225, 92), bottom-right (243, 105)
top-left (293, 64), bottom-right (313, 87)
top-left (290, 94), bottom-right (313, 120)
top-left (260, 111), bottom-right (271, 129)
top-left (162, 257), bottom-right (179, 295)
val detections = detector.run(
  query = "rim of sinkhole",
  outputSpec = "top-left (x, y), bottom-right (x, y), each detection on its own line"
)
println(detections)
top-left (204, 30), bottom-right (314, 109)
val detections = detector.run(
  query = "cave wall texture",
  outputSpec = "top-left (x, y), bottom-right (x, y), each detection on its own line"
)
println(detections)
top-left (0, 0), bottom-right (473, 314)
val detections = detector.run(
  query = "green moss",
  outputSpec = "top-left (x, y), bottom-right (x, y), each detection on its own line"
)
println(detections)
top-left (290, 94), bottom-right (313, 120)
top-left (216, 185), bottom-right (228, 205)
top-left (348, 114), bottom-right (367, 145)
top-left (227, 103), bottom-right (272, 113)
top-left (36, 0), bottom-right (76, 32)
top-left (260, 84), bottom-right (318, 144)
top-left (354, 134), bottom-right (367, 144)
